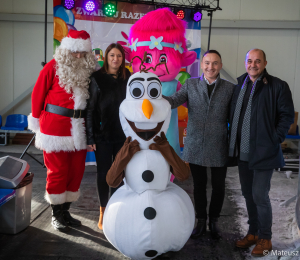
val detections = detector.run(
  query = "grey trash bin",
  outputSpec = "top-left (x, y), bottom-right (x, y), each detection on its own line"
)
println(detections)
top-left (0, 156), bottom-right (33, 234)
top-left (0, 172), bottom-right (34, 234)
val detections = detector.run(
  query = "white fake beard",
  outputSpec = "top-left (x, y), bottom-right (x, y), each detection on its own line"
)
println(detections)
top-left (54, 47), bottom-right (97, 99)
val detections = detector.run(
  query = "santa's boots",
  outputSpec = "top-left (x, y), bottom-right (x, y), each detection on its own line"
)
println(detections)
top-left (51, 204), bottom-right (70, 232)
top-left (62, 202), bottom-right (82, 226)
top-left (98, 207), bottom-right (106, 230)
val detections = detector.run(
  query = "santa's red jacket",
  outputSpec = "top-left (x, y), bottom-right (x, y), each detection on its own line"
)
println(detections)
top-left (28, 59), bottom-right (87, 153)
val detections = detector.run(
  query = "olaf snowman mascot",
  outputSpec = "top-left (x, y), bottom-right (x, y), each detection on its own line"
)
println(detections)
top-left (103, 70), bottom-right (195, 260)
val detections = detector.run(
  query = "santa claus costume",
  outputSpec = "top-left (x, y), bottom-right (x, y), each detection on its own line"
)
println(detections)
top-left (28, 30), bottom-right (96, 231)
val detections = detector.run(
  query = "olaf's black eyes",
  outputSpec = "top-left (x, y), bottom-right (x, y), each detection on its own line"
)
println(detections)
top-left (130, 82), bottom-right (144, 99)
top-left (148, 82), bottom-right (160, 99)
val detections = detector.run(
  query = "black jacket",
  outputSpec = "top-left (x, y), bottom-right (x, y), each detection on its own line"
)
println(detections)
top-left (86, 68), bottom-right (131, 145)
top-left (229, 70), bottom-right (294, 170)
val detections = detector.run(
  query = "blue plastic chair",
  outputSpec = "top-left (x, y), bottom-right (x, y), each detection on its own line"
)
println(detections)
top-left (85, 151), bottom-right (97, 166)
top-left (1, 114), bottom-right (28, 130)
top-left (286, 126), bottom-right (300, 139)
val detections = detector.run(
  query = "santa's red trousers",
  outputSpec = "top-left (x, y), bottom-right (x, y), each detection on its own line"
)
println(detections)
top-left (43, 149), bottom-right (87, 205)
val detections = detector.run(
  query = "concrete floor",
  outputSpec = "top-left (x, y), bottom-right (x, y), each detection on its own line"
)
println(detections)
top-left (0, 149), bottom-right (246, 260)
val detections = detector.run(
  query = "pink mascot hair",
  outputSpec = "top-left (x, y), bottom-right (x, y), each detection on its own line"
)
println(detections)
top-left (129, 8), bottom-right (187, 50)
top-left (128, 8), bottom-right (188, 67)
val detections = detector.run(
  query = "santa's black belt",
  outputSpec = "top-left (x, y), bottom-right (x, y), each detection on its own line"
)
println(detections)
top-left (45, 104), bottom-right (86, 119)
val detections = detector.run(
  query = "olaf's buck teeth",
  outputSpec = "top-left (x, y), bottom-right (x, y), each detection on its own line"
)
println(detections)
top-left (135, 122), bottom-right (157, 130)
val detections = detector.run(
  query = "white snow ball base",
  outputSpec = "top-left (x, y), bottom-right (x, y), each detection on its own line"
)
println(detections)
top-left (103, 182), bottom-right (195, 260)
top-left (125, 150), bottom-right (170, 194)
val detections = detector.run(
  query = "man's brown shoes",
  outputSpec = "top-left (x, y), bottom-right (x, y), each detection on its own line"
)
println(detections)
top-left (236, 235), bottom-right (272, 257)
top-left (235, 234), bottom-right (258, 248)
top-left (251, 239), bottom-right (272, 257)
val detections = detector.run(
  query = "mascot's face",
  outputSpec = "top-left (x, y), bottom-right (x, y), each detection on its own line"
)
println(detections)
top-left (119, 71), bottom-right (171, 150)
top-left (131, 50), bottom-right (181, 82)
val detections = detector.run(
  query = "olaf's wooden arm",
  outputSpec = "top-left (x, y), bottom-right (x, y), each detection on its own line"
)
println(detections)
top-left (106, 137), bottom-right (140, 188)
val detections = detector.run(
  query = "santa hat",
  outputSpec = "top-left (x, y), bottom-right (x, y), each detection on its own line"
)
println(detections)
top-left (60, 30), bottom-right (92, 52)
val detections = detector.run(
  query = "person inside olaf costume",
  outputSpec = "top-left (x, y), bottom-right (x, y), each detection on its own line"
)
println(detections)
top-left (163, 50), bottom-right (235, 240)
top-left (28, 30), bottom-right (97, 232)
top-left (102, 66), bottom-right (195, 260)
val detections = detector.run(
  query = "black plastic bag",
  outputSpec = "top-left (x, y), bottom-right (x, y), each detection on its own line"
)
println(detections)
top-left (15, 172), bottom-right (34, 189)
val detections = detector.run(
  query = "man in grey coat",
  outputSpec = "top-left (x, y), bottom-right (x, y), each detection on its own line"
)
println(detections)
top-left (164, 50), bottom-right (234, 240)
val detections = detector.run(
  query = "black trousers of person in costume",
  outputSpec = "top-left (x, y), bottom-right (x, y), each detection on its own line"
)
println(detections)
top-left (94, 141), bottom-right (124, 207)
top-left (189, 163), bottom-right (227, 220)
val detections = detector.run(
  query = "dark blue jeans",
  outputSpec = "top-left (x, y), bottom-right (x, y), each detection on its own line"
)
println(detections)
top-left (238, 160), bottom-right (273, 239)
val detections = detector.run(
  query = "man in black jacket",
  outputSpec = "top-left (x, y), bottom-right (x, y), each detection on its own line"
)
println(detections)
top-left (229, 49), bottom-right (294, 256)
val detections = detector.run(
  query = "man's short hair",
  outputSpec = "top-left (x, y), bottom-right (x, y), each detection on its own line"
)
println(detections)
top-left (202, 50), bottom-right (222, 61)
top-left (245, 49), bottom-right (266, 61)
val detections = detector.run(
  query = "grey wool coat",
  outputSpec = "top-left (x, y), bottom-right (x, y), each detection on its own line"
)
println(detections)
top-left (164, 74), bottom-right (235, 167)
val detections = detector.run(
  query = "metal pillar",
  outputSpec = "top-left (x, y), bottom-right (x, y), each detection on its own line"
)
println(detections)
top-left (207, 11), bottom-right (213, 50)
top-left (42, 0), bottom-right (47, 67)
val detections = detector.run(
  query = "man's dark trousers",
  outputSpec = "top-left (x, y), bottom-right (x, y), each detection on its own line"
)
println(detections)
top-left (189, 164), bottom-right (227, 220)
top-left (238, 160), bottom-right (273, 239)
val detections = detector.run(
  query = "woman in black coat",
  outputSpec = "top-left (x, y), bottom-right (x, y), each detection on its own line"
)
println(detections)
top-left (86, 43), bottom-right (131, 230)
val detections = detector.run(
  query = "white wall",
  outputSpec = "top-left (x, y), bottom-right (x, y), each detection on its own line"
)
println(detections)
top-left (0, 0), bottom-right (53, 14)
top-left (0, 0), bottom-right (53, 119)
top-left (200, 0), bottom-right (300, 112)
top-left (0, 0), bottom-right (299, 119)
top-left (207, 0), bottom-right (300, 21)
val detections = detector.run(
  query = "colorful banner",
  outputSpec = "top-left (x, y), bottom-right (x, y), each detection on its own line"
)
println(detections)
top-left (53, 0), bottom-right (201, 77)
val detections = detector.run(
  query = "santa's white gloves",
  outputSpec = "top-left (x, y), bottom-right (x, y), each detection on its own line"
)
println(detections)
top-left (28, 113), bottom-right (40, 132)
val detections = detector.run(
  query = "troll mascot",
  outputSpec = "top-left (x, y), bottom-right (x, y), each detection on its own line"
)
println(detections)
top-left (123, 8), bottom-right (196, 158)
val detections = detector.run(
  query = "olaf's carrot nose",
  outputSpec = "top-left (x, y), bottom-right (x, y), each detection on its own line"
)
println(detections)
top-left (142, 99), bottom-right (153, 119)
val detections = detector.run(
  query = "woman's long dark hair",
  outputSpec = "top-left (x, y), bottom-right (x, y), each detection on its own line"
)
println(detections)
top-left (100, 43), bottom-right (126, 79)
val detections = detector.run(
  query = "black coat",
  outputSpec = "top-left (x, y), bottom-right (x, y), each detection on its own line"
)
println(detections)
top-left (229, 70), bottom-right (294, 170)
top-left (86, 69), bottom-right (131, 145)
